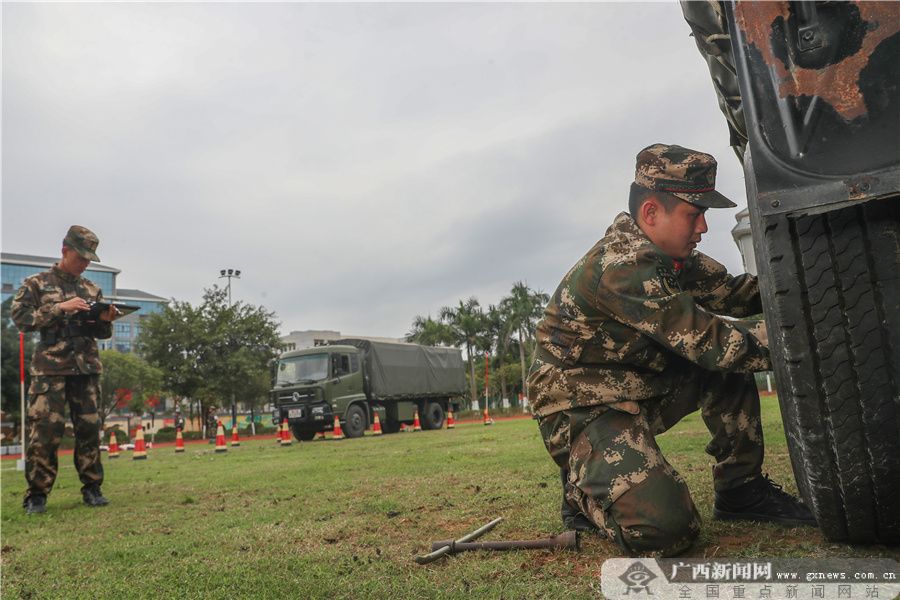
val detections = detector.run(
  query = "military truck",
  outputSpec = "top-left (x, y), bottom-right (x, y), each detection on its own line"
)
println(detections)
top-left (271, 339), bottom-right (467, 440)
top-left (681, 1), bottom-right (899, 543)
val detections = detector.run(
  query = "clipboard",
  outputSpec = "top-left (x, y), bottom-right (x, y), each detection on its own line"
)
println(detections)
top-left (87, 301), bottom-right (141, 321)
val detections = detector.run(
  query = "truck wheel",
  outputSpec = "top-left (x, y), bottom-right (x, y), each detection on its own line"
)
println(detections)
top-left (421, 401), bottom-right (445, 430)
top-left (290, 425), bottom-right (317, 442)
top-left (343, 404), bottom-right (367, 439)
top-left (754, 198), bottom-right (900, 543)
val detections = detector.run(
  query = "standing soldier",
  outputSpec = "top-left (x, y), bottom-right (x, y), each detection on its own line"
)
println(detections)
top-left (174, 407), bottom-right (185, 431)
top-left (529, 144), bottom-right (815, 557)
top-left (12, 225), bottom-right (117, 514)
top-left (206, 405), bottom-right (218, 443)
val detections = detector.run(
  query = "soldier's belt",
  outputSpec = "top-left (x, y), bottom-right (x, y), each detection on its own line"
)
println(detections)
top-left (40, 323), bottom-right (91, 345)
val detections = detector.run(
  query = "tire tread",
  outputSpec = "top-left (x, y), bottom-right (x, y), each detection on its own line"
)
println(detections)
top-left (757, 197), bottom-right (900, 543)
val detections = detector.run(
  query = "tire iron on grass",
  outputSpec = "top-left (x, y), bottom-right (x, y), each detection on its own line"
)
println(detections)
top-left (429, 530), bottom-right (578, 554)
top-left (415, 517), bottom-right (504, 565)
top-left (415, 518), bottom-right (579, 565)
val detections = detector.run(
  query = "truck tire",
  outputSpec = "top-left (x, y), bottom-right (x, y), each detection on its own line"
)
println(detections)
top-left (291, 425), bottom-right (317, 442)
top-left (755, 197), bottom-right (900, 543)
top-left (343, 404), bottom-right (367, 439)
top-left (421, 401), bottom-right (445, 430)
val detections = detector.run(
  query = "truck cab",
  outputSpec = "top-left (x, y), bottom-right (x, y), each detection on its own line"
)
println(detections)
top-left (271, 345), bottom-right (366, 440)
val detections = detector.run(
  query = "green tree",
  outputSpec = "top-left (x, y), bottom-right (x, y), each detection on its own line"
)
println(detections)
top-left (1, 298), bottom-right (34, 441)
top-left (405, 315), bottom-right (455, 346)
top-left (137, 297), bottom-right (209, 429)
top-left (500, 282), bottom-right (549, 403)
top-left (497, 362), bottom-right (522, 396)
top-left (202, 287), bottom-right (282, 430)
top-left (440, 297), bottom-right (487, 406)
top-left (477, 304), bottom-right (506, 406)
top-left (98, 350), bottom-right (164, 426)
top-left (138, 287), bottom-right (282, 433)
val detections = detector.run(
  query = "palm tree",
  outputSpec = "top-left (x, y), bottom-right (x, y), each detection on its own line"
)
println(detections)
top-left (406, 315), bottom-right (454, 347)
top-left (478, 305), bottom-right (505, 406)
top-left (440, 297), bottom-right (486, 407)
top-left (488, 302), bottom-right (517, 404)
top-left (500, 282), bottom-right (549, 404)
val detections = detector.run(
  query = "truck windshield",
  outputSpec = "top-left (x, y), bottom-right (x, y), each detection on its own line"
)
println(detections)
top-left (277, 354), bottom-right (329, 385)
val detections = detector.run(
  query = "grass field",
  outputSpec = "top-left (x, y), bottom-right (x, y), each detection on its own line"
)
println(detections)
top-left (2, 397), bottom-right (898, 599)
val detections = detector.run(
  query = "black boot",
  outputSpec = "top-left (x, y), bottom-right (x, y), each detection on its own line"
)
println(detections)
top-left (82, 485), bottom-right (109, 507)
top-left (560, 468), bottom-right (603, 534)
top-left (24, 494), bottom-right (47, 514)
top-left (714, 474), bottom-right (816, 527)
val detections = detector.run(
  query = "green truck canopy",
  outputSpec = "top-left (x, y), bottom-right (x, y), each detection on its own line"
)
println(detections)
top-left (331, 339), bottom-right (466, 399)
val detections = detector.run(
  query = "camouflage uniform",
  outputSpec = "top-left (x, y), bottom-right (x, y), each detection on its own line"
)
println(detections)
top-left (11, 226), bottom-right (112, 506)
top-left (529, 144), bottom-right (771, 556)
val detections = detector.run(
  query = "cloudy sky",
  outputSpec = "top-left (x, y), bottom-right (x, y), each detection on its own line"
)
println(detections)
top-left (2, 1), bottom-right (753, 339)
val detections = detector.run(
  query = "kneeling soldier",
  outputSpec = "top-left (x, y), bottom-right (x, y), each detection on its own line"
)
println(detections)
top-left (529, 144), bottom-right (815, 557)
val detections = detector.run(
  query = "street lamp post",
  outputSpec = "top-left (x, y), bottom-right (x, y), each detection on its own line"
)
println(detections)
top-left (218, 268), bottom-right (241, 306)
top-left (218, 268), bottom-right (241, 429)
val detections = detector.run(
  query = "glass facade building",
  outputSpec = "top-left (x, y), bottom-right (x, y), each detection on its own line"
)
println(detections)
top-left (1, 252), bottom-right (167, 353)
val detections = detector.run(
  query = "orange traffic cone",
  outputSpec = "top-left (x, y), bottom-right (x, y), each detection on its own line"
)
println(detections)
top-left (108, 430), bottom-right (120, 458)
top-left (483, 407), bottom-right (493, 426)
top-left (446, 409), bottom-right (455, 429)
top-left (280, 418), bottom-right (292, 446)
top-left (175, 427), bottom-right (185, 453)
top-left (331, 415), bottom-right (344, 440)
top-left (133, 427), bottom-right (148, 460)
top-left (215, 420), bottom-right (228, 453)
top-left (231, 424), bottom-right (240, 447)
top-left (412, 410), bottom-right (421, 432)
top-left (372, 412), bottom-right (383, 436)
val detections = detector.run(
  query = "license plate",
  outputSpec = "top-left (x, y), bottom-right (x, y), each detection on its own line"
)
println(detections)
top-left (288, 408), bottom-right (303, 419)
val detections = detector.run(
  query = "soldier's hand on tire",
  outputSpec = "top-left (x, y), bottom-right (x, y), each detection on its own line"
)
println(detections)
top-left (59, 297), bottom-right (90, 314)
top-left (750, 321), bottom-right (768, 348)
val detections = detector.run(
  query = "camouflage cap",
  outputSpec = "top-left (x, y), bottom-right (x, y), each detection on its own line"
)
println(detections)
top-left (63, 225), bottom-right (100, 261)
top-left (634, 143), bottom-right (736, 209)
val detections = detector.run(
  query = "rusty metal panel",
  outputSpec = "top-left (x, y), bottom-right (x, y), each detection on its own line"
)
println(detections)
top-left (727, 1), bottom-right (900, 216)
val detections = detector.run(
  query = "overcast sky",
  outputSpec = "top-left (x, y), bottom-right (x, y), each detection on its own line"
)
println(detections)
top-left (2, 1), bottom-right (753, 339)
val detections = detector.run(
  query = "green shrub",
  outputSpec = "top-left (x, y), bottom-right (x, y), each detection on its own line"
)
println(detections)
top-left (153, 426), bottom-right (177, 442)
top-left (104, 427), bottom-right (130, 444)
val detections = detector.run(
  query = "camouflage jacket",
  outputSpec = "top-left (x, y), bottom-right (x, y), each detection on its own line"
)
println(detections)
top-left (529, 212), bottom-right (770, 417)
top-left (11, 264), bottom-right (112, 376)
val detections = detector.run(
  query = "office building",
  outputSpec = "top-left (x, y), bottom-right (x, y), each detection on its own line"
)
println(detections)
top-left (280, 329), bottom-right (405, 352)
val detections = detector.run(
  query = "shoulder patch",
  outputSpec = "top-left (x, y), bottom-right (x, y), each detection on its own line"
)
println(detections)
top-left (656, 267), bottom-right (682, 296)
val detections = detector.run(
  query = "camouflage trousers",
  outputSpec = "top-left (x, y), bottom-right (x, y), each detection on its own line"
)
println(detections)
top-left (24, 375), bottom-right (104, 503)
top-left (537, 369), bottom-right (763, 557)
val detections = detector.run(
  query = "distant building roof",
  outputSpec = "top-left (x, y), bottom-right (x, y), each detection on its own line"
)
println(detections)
top-left (280, 329), bottom-right (406, 351)
top-left (1, 252), bottom-right (121, 274)
top-left (114, 288), bottom-right (168, 302)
